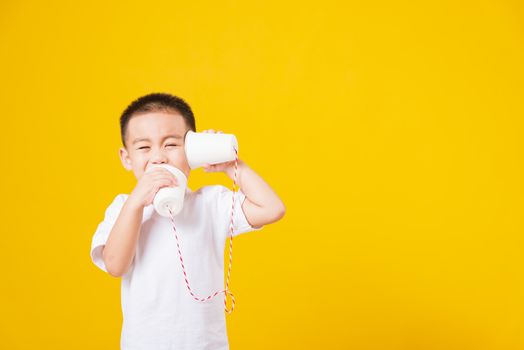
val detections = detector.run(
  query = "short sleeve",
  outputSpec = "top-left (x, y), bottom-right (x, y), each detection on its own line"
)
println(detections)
top-left (90, 194), bottom-right (127, 273)
top-left (213, 185), bottom-right (263, 239)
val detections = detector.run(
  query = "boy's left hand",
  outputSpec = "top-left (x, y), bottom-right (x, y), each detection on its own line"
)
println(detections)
top-left (201, 129), bottom-right (238, 173)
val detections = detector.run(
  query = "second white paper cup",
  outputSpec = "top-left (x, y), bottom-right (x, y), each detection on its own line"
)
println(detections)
top-left (146, 164), bottom-right (188, 217)
top-left (184, 131), bottom-right (238, 169)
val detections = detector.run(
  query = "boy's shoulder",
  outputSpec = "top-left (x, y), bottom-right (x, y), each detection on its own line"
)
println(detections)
top-left (111, 193), bottom-right (128, 208)
top-left (99, 193), bottom-right (128, 223)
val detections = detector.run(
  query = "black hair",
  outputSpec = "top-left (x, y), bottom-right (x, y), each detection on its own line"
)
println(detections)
top-left (119, 92), bottom-right (196, 148)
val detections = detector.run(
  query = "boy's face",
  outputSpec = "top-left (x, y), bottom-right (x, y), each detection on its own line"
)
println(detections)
top-left (119, 111), bottom-right (191, 180)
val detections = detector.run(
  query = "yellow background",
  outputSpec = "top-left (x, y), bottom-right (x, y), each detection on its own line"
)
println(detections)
top-left (1, 1), bottom-right (523, 349)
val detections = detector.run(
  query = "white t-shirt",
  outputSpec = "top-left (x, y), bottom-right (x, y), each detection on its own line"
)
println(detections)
top-left (90, 185), bottom-right (263, 350)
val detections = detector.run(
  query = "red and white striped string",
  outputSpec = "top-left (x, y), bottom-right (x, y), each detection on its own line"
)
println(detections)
top-left (167, 148), bottom-right (239, 315)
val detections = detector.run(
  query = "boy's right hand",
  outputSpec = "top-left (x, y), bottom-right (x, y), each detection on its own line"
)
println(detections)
top-left (127, 167), bottom-right (178, 208)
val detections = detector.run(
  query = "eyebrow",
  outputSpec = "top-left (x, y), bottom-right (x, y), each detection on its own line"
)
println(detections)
top-left (132, 134), bottom-right (182, 145)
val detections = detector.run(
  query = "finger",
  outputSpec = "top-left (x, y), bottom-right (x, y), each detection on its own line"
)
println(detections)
top-left (157, 168), bottom-right (178, 181)
top-left (208, 129), bottom-right (215, 133)
top-left (155, 179), bottom-right (171, 186)
top-left (166, 174), bottom-right (178, 184)
top-left (217, 130), bottom-right (223, 134)
top-left (150, 169), bottom-right (171, 178)
top-left (155, 179), bottom-right (172, 190)
top-left (148, 167), bottom-right (171, 176)
top-left (152, 172), bottom-right (177, 184)
top-left (146, 167), bottom-right (162, 174)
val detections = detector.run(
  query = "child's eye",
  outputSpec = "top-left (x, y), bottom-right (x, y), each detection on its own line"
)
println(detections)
top-left (166, 144), bottom-right (177, 147)
top-left (138, 146), bottom-right (149, 150)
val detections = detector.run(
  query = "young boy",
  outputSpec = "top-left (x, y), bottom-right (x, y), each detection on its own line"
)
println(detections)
top-left (90, 92), bottom-right (286, 350)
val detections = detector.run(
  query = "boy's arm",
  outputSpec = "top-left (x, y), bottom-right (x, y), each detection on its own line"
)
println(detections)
top-left (223, 159), bottom-right (286, 228)
top-left (102, 198), bottom-right (144, 277)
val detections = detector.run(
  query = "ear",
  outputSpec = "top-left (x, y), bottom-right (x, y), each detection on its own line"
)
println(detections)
top-left (119, 147), bottom-right (133, 171)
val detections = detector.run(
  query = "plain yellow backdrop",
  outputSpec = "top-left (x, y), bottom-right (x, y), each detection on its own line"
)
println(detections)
top-left (0, 1), bottom-right (523, 349)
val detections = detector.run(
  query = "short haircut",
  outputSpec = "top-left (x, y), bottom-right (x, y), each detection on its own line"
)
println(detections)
top-left (120, 92), bottom-right (196, 148)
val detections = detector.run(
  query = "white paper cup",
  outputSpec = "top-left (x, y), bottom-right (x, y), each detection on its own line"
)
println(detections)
top-left (146, 164), bottom-right (188, 217)
top-left (184, 131), bottom-right (238, 169)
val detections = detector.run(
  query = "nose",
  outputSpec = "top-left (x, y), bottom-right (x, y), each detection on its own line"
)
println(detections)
top-left (150, 148), bottom-right (169, 164)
